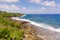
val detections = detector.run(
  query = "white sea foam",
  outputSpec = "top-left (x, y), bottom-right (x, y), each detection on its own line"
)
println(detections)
top-left (20, 15), bottom-right (26, 18)
top-left (11, 17), bottom-right (60, 33)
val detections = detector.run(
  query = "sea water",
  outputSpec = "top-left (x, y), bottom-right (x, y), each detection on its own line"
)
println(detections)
top-left (20, 14), bottom-right (60, 33)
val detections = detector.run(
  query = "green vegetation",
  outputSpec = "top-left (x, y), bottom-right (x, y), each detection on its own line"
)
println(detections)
top-left (0, 11), bottom-right (24, 40)
top-left (0, 11), bottom-right (23, 17)
top-left (0, 11), bottom-right (41, 40)
top-left (0, 27), bottom-right (24, 40)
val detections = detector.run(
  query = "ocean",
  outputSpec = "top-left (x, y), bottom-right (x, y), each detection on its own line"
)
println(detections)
top-left (20, 14), bottom-right (60, 33)
top-left (11, 14), bottom-right (60, 40)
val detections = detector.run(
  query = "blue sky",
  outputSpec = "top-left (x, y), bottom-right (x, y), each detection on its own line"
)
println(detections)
top-left (0, 0), bottom-right (60, 14)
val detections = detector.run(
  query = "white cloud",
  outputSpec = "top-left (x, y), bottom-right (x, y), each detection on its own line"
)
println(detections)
top-left (42, 1), bottom-right (56, 7)
top-left (0, 4), bottom-right (60, 14)
top-left (29, 0), bottom-right (41, 4)
top-left (0, 0), bottom-right (19, 3)
top-left (0, 4), bottom-right (20, 12)
top-left (0, 0), bottom-right (60, 14)
top-left (45, 8), bottom-right (60, 14)
top-left (20, 7), bottom-right (33, 13)
top-left (37, 7), bottom-right (46, 12)
top-left (32, 7), bottom-right (47, 13)
top-left (57, 4), bottom-right (60, 8)
top-left (25, 7), bottom-right (47, 14)
top-left (0, 4), bottom-right (32, 13)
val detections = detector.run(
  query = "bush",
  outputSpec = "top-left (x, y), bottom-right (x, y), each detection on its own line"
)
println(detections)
top-left (0, 28), bottom-right (10, 39)
top-left (0, 27), bottom-right (24, 40)
top-left (0, 11), bottom-right (24, 40)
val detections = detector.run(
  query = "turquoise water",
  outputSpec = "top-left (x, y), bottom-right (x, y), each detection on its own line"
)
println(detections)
top-left (21, 14), bottom-right (60, 28)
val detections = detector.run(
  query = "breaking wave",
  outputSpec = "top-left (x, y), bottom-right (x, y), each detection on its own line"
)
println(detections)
top-left (11, 17), bottom-right (60, 33)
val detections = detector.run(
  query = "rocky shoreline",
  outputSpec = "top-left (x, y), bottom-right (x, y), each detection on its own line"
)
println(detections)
top-left (14, 20), bottom-right (44, 40)
top-left (11, 17), bottom-right (60, 40)
top-left (18, 20), bottom-right (60, 40)
top-left (21, 21), bottom-right (43, 40)
top-left (29, 23), bottom-right (60, 40)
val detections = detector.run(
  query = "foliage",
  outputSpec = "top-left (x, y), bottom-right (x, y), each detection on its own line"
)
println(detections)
top-left (0, 11), bottom-right (23, 17)
top-left (0, 11), bottom-right (24, 40)
top-left (0, 27), bottom-right (24, 40)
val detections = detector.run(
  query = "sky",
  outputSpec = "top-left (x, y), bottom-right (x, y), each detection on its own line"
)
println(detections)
top-left (0, 0), bottom-right (60, 14)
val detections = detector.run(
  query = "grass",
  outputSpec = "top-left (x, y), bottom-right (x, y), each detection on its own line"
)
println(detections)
top-left (0, 11), bottom-right (24, 40)
top-left (0, 27), bottom-right (24, 40)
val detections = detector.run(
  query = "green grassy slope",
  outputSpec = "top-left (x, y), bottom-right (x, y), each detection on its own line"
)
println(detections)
top-left (0, 11), bottom-right (24, 40)
top-left (0, 11), bottom-right (42, 40)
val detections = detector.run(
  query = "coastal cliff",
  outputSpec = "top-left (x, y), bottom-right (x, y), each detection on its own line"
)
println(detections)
top-left (0, 11), bottom-right (43, 40)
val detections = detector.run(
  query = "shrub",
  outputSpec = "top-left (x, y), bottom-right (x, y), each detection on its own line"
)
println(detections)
top-left (0, 28), bottom-right (10, 39)
top-left (0, 11), bottom-right (24, 40)
top-left (0, 27), bottom-right (24, 40)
